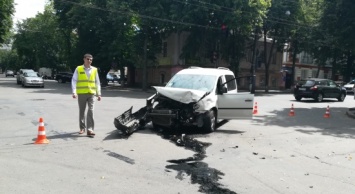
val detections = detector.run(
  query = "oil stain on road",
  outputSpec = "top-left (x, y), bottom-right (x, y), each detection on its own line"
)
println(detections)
top-left (160, 130), bottom-right (237, 194)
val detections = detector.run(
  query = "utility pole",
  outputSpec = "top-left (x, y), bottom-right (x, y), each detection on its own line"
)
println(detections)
top-left (250, 27), bottom-right (258, 94)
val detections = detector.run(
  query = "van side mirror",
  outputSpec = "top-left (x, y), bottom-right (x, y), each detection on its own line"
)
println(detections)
top-left (219, 86), bottom-right (227, 94)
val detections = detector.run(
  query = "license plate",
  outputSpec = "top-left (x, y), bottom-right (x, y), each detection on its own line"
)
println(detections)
top-left (299, 88), bottom-right (306, 91)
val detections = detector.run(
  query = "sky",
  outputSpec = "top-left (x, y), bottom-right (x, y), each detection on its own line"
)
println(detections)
top-left (13, 0), bottom-right (47, 26)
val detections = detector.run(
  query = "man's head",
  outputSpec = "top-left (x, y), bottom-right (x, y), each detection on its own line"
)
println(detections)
top-left (83, 54), bottom-right (93, 67)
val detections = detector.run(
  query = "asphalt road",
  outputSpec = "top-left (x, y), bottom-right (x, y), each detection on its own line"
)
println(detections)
top-left (1, 74), bottom-right (355, 194)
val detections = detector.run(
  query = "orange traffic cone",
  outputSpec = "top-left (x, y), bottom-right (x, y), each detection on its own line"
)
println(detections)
top-left (35, 117), bottom-right (49, 144)
top-left (289, 104), bottom-right (295, 116)
top-left (253, 102), bottom-right (258, 115)
top-left (324, 105), bottom-right (330, 118)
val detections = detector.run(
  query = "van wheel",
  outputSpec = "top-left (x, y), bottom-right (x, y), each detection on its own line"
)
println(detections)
top-left (202, 110), bottom-right (216, 133)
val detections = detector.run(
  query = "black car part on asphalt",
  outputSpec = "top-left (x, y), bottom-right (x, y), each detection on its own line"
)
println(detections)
top-left (114, 106), bottom-right (149, 135)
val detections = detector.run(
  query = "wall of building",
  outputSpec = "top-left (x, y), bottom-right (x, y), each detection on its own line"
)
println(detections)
top-left (133, 33), bottom-right (285, 90)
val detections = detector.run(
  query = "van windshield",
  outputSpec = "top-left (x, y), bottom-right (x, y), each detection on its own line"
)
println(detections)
top-left (165, 74), bottom-right (216, 92)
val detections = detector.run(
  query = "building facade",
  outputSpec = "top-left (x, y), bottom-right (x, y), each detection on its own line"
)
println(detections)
top-left (132, 32), bottom-right (285, 90)
top-left (281, 46), bottom-right (333, 89)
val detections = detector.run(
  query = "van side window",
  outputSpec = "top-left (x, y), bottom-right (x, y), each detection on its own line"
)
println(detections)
top-left (225, 75), bottom-right (236, 91)
top-left (216, 77), bottom-right (223, 94)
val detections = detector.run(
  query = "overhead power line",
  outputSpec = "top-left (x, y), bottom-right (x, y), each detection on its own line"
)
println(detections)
top-left (52, 0), bottom-right (341, 49)
top-left (57, 0), bottom-right (220, 30)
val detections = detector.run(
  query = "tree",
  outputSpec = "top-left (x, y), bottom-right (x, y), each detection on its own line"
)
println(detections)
top-left (12, 3), bottom-right (68, 71)
top-left (0, 0), bottom-right (14, 44)
top-left (0, 49), bottom-right (19, 71)
top-left (316, 0), bottom-right (355, 81)
top-left (169, 0), bottom-right (271, 78)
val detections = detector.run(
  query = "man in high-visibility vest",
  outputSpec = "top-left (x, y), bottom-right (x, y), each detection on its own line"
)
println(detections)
top-left (72, 53), bottom-right (101, 137)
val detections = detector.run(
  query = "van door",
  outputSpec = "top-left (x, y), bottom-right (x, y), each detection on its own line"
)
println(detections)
top-left (217, 75), bottom-right (254, 119)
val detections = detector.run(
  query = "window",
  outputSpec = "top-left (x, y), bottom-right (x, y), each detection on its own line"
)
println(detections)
top-left (259, 76), bottom-right (265, 86)
top-left (312, 70), bottom-right (317, 78)
top-left (271, 77), bottom-right (277, 87)
top-left (165, 74), bottom-right (217, 92)
top-left (272, 52), bottom-right (277, 64)
top-left (163, 42), bottom-right (167, 57)
top-left (301, 69), bottom-right (308, 79)
top-left (301, 53), bottom-right (313, 64)
top-left (329, 80), bottom-right (336, 87)
top-left (225, 75), bottom-right (236, 91)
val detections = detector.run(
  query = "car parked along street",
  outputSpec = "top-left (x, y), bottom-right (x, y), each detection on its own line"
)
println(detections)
top-left (55, 72), bottom-right (73, 83)
top-left (21, 71), bottom-right (44, 88)
top-left (343, 79), bottom-right (355, 93)
top-left (294, 78), bottom-right (346, 102)
top-left (16, 69), bottom-right (35, 84)
top-left (5, 70), bottom-right (15, 77)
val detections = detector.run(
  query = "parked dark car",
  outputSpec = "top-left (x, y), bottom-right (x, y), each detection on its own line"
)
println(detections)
top-left (294, 78), bottom-right (346, 102)
top-left (55, 72), bottom-right (73, 83)
top-left (5, 70), bottom-right (15, 77)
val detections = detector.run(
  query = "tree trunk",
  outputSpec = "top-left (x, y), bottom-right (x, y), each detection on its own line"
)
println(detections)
top-left (331, 50), bottom-right (337, 80)
top-left (345, 50), bottom-right (354, 82)
top-left (262, 28), bottom-right (275, 93)
top-left (250, 28), bottom-right (258, 93)
top-left (142, 36), bottom-right (148, 91)
top-left (291, 41), bottom-right (298, 87)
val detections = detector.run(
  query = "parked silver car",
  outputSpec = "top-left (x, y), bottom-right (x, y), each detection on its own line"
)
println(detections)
top-left (22, 72), bottom-right (44, 88)
top-left (16, 69), bottom-right (34, 84)
top-left (343, 80), bottom-right (355, 93)
top-left (5, 70), bottom-right (15, 77)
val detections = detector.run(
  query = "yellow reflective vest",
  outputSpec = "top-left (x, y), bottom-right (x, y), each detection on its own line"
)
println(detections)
top-left (76, 65), bottom-right (98, 94)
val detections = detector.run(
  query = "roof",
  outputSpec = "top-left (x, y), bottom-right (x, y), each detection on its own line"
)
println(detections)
top-left (177, 66), bottom-right (234, 76)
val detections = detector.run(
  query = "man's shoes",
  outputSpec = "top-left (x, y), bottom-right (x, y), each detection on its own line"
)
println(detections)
top-left (87, 131), bottom-right (95, 137)
top-left (79, 129), bottom-right (85, 134)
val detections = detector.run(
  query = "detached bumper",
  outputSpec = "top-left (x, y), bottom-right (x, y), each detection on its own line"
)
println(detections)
top-left (114, 106), bottom-right (148, 135)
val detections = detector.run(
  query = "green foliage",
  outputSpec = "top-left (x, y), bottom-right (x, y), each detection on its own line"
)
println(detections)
top-left (0, 49), bottom-right (19, 71)
top-left (168, 0), bottom-right (271, 75)
top-left (313, 0), bottom-right (355, 81)
top-left (0, 0), bottom-right (14, 44)
top-left (8, 0), bottom-right (353, 84)
top-left (12, 3), bottom-right (68, 71)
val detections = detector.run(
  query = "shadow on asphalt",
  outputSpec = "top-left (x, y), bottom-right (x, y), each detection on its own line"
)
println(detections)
top-left (252, 107), bottom-right (355, 139)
